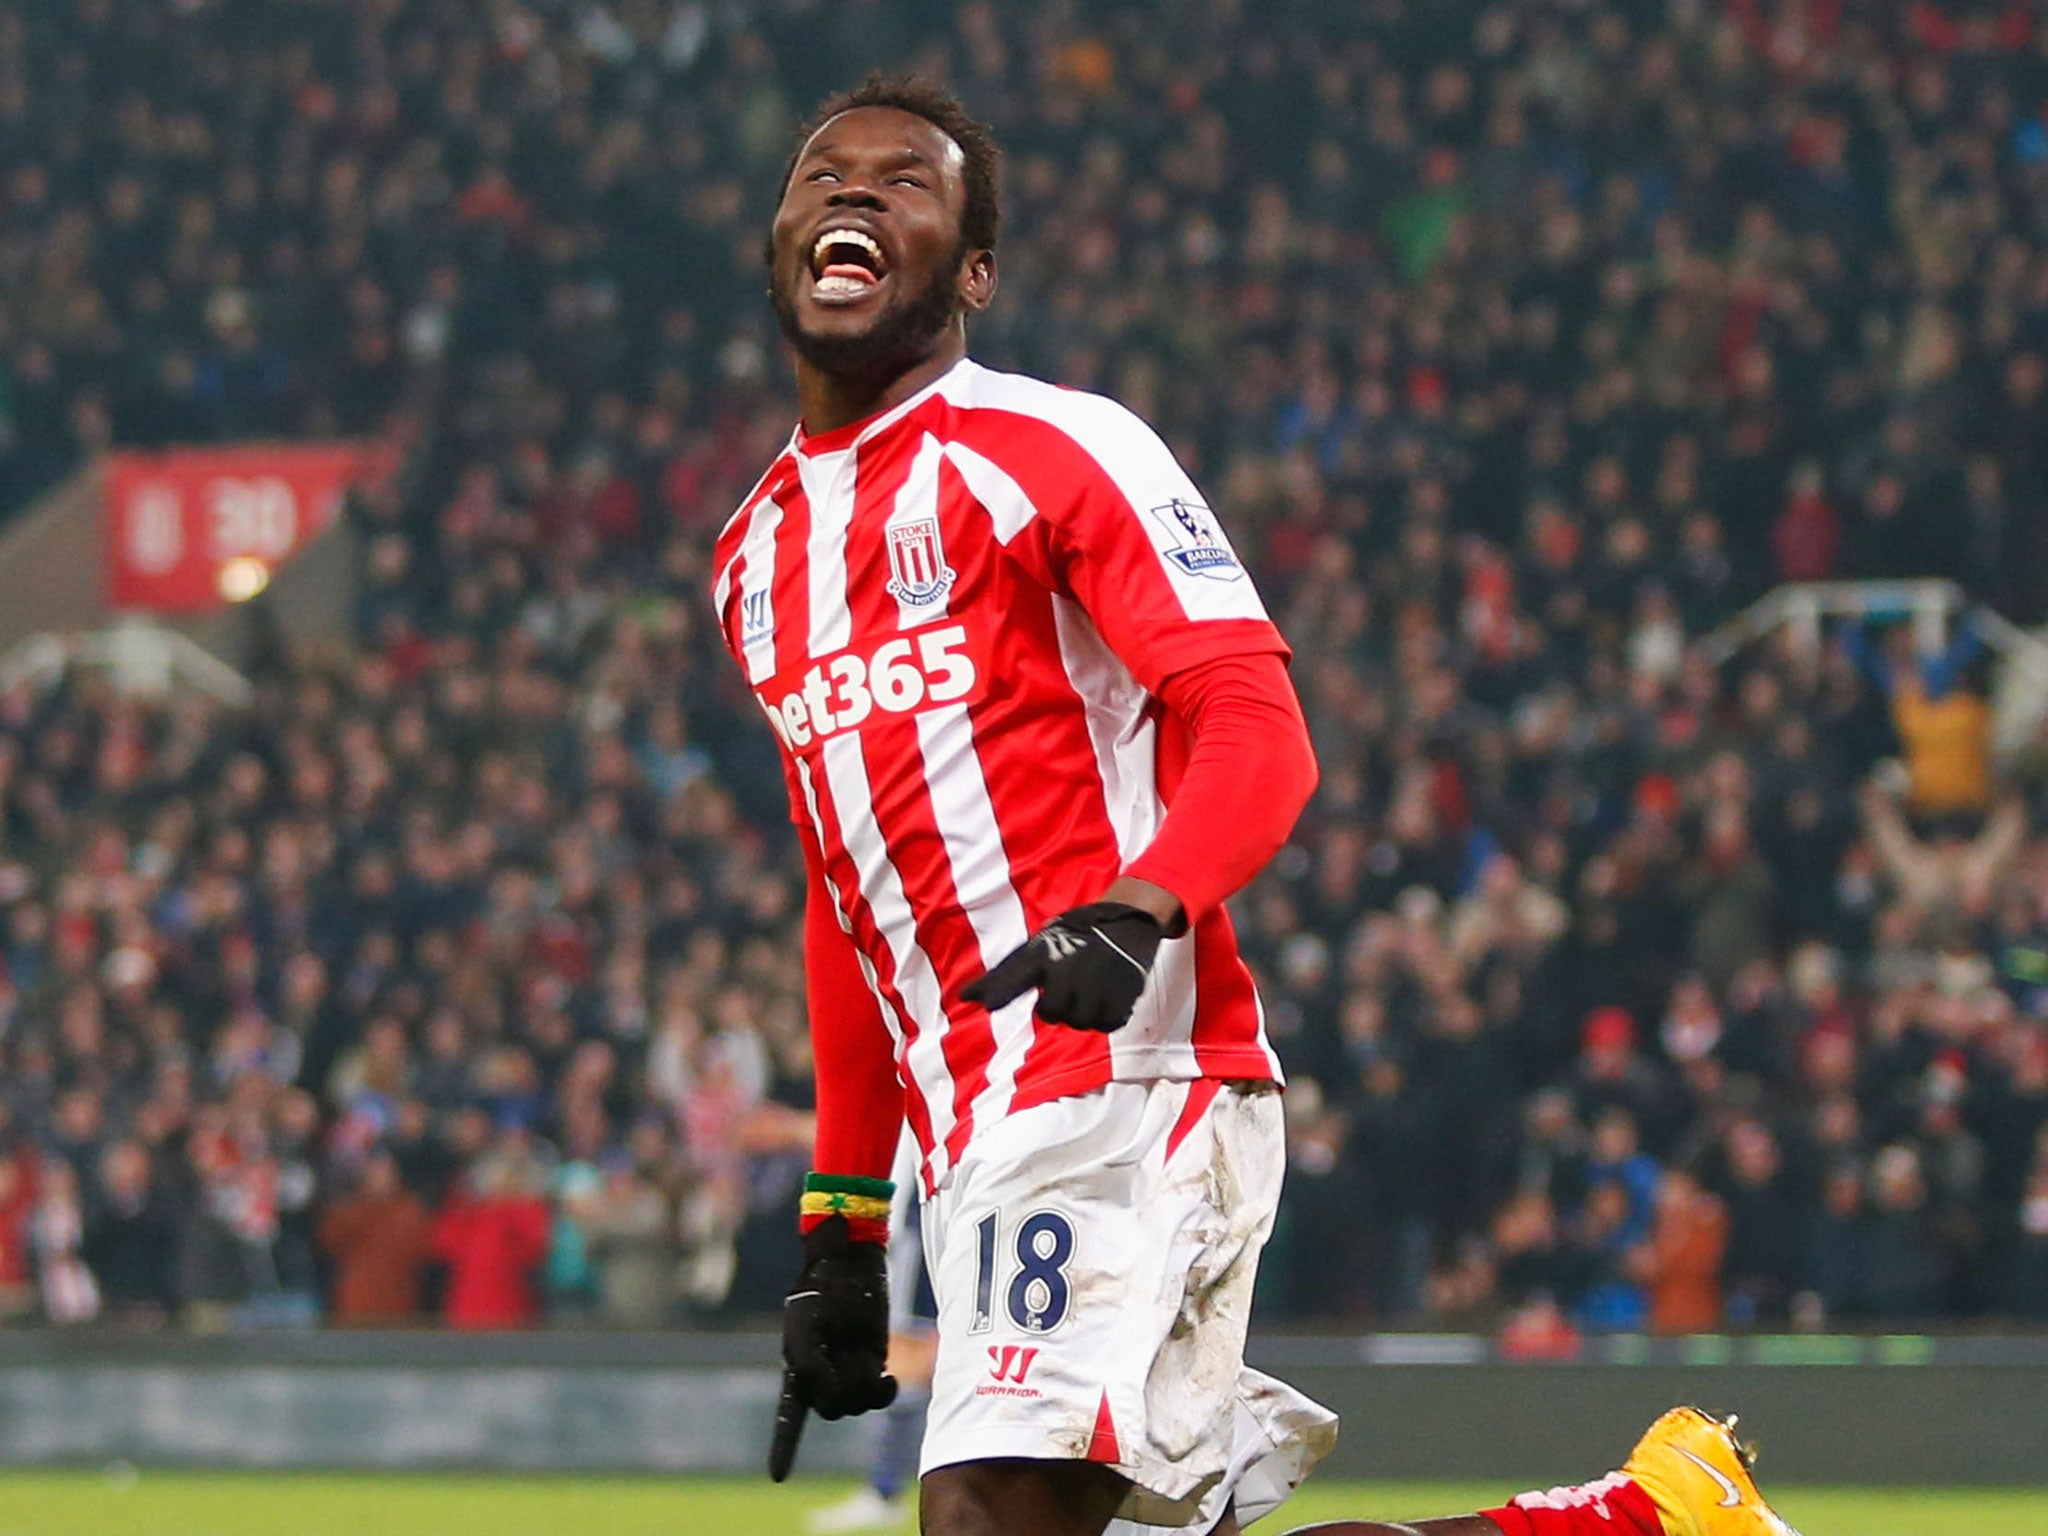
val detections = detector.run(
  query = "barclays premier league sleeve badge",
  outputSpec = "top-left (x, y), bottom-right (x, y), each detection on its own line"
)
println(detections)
top-left (1149, 499), bottom-right (1243, 580)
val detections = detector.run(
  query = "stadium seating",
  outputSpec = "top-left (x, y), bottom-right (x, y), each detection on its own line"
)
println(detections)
top-left (0, 0), bottom-right (2045, 1331)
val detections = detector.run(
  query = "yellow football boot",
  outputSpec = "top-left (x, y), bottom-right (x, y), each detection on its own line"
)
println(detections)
top-left (1621, 1407), bottom-right (1803, 1536)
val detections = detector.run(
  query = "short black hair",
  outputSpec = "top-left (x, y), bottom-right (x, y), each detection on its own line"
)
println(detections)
top-left (783, 74), bottom-right (1001, 253)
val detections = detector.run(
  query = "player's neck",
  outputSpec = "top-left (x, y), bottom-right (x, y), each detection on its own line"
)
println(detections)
top-left (795, 337), bottom-right (967, 439)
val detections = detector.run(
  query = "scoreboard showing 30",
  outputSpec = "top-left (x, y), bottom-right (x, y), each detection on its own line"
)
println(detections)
top-left (105, 442), bottom-right (393, 613)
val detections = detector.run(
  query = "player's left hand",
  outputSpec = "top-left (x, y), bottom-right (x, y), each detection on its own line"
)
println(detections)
top-left (962, 901), bottom-right (1164, 1032)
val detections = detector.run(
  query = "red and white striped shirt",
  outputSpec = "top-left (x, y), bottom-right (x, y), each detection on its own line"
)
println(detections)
top-left (712, 359), bottom-right (1288, 1191)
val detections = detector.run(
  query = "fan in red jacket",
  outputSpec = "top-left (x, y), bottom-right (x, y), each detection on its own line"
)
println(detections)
top-left (432, 1157), bottom-right (550, 1330)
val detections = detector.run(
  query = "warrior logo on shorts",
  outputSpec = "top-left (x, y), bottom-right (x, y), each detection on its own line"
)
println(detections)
top-left (886, 514), bottom-right (957, 608)
top-left (976, 1344), bottom-right (1044, 1398)
top-left (1150, 499), bottom-right (1242, 580)
top-left (987, 1345), bottom-right (1039, 1384)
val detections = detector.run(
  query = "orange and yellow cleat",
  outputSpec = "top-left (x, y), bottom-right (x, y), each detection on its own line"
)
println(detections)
top-left (1621, 1408), bottom-right (1804, 1536)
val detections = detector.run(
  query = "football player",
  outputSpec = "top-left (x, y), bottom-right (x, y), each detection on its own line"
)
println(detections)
top-left (717, 74), bottom-right (1801, 1536)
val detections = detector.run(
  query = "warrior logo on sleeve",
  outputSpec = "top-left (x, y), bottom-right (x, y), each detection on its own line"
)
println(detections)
top-left (741, 588), bottom-right (775, 646)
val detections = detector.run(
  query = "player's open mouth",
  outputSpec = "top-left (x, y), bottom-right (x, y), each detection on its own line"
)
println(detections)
top-left (808, 226), bottom-right (889, 304)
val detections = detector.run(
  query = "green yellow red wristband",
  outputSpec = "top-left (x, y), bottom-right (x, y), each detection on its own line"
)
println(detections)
top-left (799, 1172), bottom-right (894, 1243)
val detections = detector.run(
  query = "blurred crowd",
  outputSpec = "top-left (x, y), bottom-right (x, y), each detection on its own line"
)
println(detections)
top-left (3, 0), bottom-right (2048, 1332)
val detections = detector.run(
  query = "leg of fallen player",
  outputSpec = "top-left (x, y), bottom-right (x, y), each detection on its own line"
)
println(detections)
top-left (1282, 1502), bottom-right (1656, 1536)
top-left (1282, 1524), bottom-right (1498, 1535)
top-left (1282, 1407), bottom-right (1808, 1536)
top-left (1284, 1513), bottom-right (1636, 1536)
top-left (918, 1461), bottom-right (1130, 1536)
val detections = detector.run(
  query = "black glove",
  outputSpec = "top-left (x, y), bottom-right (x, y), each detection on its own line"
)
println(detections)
top-left (961, 901), bottom-right (1165, 1032)
top-left (770, 1213), bottom-right (897, 1480)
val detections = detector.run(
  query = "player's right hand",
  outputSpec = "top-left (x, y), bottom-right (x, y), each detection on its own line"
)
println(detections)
top-left (772, 1213), bottom-right (897, 1477)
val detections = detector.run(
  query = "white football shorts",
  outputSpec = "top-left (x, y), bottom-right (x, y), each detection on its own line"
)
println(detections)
top-left (917, 1078), bottom-right (1337, 1531)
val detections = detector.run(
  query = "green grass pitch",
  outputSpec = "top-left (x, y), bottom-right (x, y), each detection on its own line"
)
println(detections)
top-left (0, 1474), bottom-right (2034, 1535)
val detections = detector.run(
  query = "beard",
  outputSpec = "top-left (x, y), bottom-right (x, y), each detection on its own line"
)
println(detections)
top-left (771, 244), bottom-right (966, 382)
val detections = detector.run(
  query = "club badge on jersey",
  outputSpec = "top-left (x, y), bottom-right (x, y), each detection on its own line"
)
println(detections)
top-left (885, 513), bottom-right (957, 607)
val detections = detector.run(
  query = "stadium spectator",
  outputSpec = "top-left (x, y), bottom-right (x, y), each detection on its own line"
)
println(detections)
top-left (1571, 1179), bottom-right (1649, 1334)
top-left (82, 1142), bottom-right (177, 1326)
top-left (1842, 620), bottom-right (1995, 821)
top-left (30, 1159), bottom-right (100, 1325)
top-left (576, 1156), bottom-right (678, 1329)
top-left (0, 1145), bottom-right (36, 1322)
top-left (317, 1150), bottom-right (434, 1326)
top-left (1717, 1119), bottom-right (1804, 1327)
top-left (1861, 779), bottom-right (2026, 925)
top-left (1769, 463), bottom-right (1840, 585)
top-left (432, 1140), bottom-right (552, 1331)
top-left (1572, 1011), bottom-right (1671, 1146)
top-left (1799, 1159), bottom-right (1874, 1326)
top-left (2009, 1130), bottom-right (2048, 1317)
top-left (1629, 1169), bottom-right (1729, 1336)
top-left (1864, 1145), bottom-right (1951, 1320)
top-left (1343, 1054), bottom-right (1435, 1321)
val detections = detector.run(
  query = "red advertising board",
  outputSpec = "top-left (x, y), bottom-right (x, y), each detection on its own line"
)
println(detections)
top-left (105, 442), bottom-right (391, 613)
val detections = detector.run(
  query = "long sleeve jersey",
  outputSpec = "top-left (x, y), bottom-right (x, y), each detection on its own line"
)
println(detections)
top-left (713, 359), bottom-right (1316, 1193)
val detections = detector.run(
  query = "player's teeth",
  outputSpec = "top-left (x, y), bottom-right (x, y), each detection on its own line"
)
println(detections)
top-left (812, 229), bottom-right (882, 266)
top-left (815, 274), bottom-right (867, 297)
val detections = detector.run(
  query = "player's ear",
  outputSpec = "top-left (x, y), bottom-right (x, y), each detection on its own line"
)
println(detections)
top-left (959, 247), bottom-right (996, 313)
